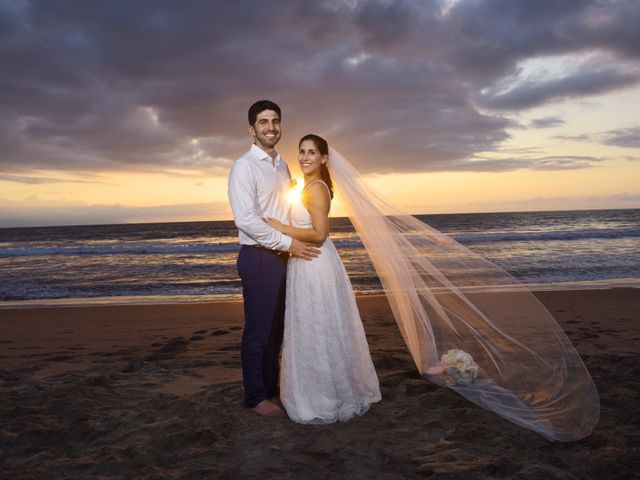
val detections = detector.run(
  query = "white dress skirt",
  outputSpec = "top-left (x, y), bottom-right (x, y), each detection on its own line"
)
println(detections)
top-left (280, 183), bottom-right (381, 423)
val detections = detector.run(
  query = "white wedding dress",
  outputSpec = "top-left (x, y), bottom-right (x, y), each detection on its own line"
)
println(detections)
top-left (280, 181), bottom-right (381, 424)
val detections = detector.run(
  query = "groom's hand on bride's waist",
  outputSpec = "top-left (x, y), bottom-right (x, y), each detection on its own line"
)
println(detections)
top-left (289, 239), bottom-right (321, 260)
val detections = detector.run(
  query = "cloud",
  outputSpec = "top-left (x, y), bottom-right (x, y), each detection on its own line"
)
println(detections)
top-left (605, 192), bottom-right (640, 201)
top-left (453, 191), bottom-right (640, 211)
top-left (0, 198), bottom-right (230, 228)
top-left (476, 60), bottom-right (640, 111)
top-left (601, 127), bottom-right (640, 148)
top-left (525, 155), bottom-right (604, 170)
top-left (440, 155), bottom-right (604, 172)
top-left (552, 133), bottom-right (593, 141)
top-left (553, 126), bottom-right (640, 148)
top-left (0, 0), bottom-right (638, 177)
top-left (529, 116), bottom-right (565, 128)
top-left (407, 191), bottom-right (640, 214)
top-left (444, 0), bottom-right (640, 79)
top-left (0, 173), bottom-right (100, 184)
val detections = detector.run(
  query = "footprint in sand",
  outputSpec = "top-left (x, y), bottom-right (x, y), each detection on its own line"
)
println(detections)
top-left (121, 357), bottom-right (145, 373)
top-left (146, 337), bottom-right (190, 361)
top-left (211, 330), bottom-right (230, 336)
top-left (217, 344), bottom-right (240, 352)
top-left (49, 354), bottom-right (74, 362)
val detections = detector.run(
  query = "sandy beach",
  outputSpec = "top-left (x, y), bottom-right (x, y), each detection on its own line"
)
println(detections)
top-left (1, 288), bottom-right (638, 479)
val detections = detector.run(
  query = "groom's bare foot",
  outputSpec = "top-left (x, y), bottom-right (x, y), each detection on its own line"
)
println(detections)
top-left (251, 400), bottom-right (283, 417)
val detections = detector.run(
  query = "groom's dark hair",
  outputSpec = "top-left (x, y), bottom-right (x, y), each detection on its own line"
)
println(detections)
top-left (248, 100), bottom-right (281, 126)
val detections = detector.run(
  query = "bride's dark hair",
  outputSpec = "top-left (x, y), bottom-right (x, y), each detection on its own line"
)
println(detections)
top-left (299, 133), bottom-right (334, 199)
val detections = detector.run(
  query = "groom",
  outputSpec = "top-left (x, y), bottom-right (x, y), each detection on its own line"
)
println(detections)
top-left (227, 100), bottom-right (320, 416)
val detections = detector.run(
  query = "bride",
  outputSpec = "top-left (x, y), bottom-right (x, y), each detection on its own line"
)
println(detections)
top-left (266, 134), bottom-right (381, 423)
top-left (270, 134), bottom-right (599, 441)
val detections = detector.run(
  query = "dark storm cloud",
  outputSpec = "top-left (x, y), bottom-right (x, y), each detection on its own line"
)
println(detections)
top-left (444, 0), bottom-right (640, 80)
top-left (475, 63), bottom-right (640, 111)
top-left (0, 0), bottom-right (638, 176)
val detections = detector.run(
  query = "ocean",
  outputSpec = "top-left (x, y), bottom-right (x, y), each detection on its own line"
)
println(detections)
top-left (0, 208), bottom-right (638, 306)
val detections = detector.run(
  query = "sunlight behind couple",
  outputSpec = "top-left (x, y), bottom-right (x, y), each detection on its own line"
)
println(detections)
top-left (287, 177), bottom-right (349, 217)
top-left (287, 179), bottom-right (304, 205)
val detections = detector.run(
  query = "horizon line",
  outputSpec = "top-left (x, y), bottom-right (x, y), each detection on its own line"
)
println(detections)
top-left (1, 206), bottom-right (639, 230)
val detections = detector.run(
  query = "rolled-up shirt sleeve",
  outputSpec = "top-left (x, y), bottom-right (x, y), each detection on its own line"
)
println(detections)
top-left (228, 160), bottom-right (292, 251)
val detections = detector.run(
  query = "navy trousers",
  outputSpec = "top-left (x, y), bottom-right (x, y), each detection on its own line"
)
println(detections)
top-left (237, 245), bottom-right (288, 407)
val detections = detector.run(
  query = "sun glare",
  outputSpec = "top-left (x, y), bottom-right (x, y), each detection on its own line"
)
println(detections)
top-left (287, 179), bottom-right (304, 205)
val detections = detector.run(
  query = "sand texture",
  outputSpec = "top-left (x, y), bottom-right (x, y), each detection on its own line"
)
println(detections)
top-left (1, 288), bottom-right (639, 479)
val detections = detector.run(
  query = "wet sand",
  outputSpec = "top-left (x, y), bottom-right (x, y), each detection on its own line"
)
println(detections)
top-left (1, 288), bottom-right (638, 479)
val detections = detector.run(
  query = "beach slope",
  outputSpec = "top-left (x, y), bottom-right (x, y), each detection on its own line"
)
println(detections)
top-left (1, 288), bottom-right (638, 479)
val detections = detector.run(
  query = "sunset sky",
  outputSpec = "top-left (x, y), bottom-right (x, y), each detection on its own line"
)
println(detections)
top-left (1, 0), bottom-right (639, 227)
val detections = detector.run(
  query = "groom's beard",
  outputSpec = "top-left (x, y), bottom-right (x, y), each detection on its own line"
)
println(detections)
top-left (254, 129), bottom-right (281, 149)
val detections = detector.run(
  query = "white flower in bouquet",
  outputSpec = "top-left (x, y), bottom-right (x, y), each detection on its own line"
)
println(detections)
top-left (439, 348), bottom-right (479, 386)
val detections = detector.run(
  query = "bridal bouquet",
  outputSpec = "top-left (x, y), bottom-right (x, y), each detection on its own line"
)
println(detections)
top-left (439, 348), bottom-right (480, 387)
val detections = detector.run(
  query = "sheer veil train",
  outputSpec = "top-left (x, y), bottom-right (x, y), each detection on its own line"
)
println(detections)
top-left (327, 147), bottom-right (599, 442)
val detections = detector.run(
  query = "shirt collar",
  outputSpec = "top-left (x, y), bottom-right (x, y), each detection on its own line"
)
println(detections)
top-left (250, 143), bottom-right (281, 166)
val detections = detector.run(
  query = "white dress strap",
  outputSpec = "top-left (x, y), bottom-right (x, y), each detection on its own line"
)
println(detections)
top-left (302, 179), bottom-right (331, 196)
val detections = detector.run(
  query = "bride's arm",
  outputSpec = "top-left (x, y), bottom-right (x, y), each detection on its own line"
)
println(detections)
top-left (266, 183), bottom-right (330, 245)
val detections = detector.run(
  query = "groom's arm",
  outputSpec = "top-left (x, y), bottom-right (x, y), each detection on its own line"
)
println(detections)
top-left (227, 160), bottom-right (292, 251)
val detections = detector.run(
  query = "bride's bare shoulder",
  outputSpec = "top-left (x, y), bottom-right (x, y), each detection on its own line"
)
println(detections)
top-left (305, 180), bottom-right (330, 197)
top-left (302, 181), bottom-right (331, 211)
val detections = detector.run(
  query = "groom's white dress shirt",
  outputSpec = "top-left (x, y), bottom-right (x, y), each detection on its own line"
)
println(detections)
top-left (228, 143), bottom-right (293, 251)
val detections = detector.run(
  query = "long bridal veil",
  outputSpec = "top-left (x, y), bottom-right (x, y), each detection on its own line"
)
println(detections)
top-left (327, 147), bottom-right (599, 442)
